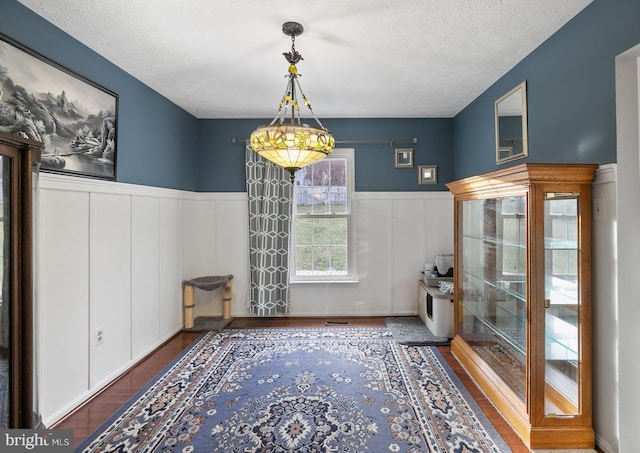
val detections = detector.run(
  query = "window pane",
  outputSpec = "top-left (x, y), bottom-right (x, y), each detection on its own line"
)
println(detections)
top-left (329, 159), bottom-right (347, 214)
top-left (296, 218), bottom-right (314, 245)
top-left (331, 245), bottom-right (347, 272)
top-left (313, 219), bottom-right (330, 245)
top-left (295, 158), bottom-right (347, 214)
top-left (294, 217), bottom-right (348, 275)
top-left (296, 246), bottom-right (313, 271)
top-left (313, 246), bottom-right (331, 271)
top-left (330, 218), bottom-right (347, 245)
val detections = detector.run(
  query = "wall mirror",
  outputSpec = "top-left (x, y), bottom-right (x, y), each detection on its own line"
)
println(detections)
top-left (495, 81), bottom-right (528, 164)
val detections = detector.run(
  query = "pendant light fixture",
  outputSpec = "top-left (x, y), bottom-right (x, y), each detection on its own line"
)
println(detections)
top-left (249, 21), bottom-right (335, 183)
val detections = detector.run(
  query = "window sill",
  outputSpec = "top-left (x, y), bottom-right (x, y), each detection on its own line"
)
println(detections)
top-left (290, 278), bottom-right (359, 284)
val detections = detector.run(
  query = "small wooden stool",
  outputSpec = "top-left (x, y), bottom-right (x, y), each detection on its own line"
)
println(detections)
top-left (182, 275), bottom-right (233, 329)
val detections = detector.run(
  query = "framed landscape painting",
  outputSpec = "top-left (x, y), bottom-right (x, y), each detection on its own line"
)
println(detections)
top-left (0, 33), bottom-right (117, 180)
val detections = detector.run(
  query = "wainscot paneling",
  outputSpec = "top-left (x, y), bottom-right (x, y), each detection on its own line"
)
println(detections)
top-left (391, 199), bottom-right (432, 314)
top-left (182, 192), bottom-right (455, 317)
top-left (89, 192), bottom-right (132, 389)
top-left (37, 179), bottom-right (454, 425)
top-left (292, 192), bottom-right (454, 316)
top-left (131, 196), bottom-right (160, 359)
top-left (38, 174), bottom-right (191, 425)
top-left (591, 164), bottom-right (618, 453)
top-left (158, 197), bottom-right (183, 337)
top-left (38, 188), bottom-right (90, 423)
top-left (353, 198), bottom-right (395, 315)
top-left (181, 200), bottom-right (216, 283)
top-left (181, 193), bottom-right (250, 319)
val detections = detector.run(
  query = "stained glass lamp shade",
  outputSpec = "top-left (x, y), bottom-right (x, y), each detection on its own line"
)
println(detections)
top-left (249, 22), bottom-right (334, 183)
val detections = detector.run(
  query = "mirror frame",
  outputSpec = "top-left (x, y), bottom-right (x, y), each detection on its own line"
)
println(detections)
top-left (495, 81), bottom-right (528, 164)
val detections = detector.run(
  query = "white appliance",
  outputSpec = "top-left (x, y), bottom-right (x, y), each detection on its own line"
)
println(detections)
top-left (417, 280), bottom-right (454, 338)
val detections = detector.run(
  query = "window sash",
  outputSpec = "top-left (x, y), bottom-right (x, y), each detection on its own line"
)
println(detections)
top-left (291, 149), bottom-right (355, 282)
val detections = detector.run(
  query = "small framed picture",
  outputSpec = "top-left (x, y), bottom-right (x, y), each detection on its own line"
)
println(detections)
top-left (394, 148), bottom-right (414, 168)
top-left (418, 165), bottom-right (437, 185)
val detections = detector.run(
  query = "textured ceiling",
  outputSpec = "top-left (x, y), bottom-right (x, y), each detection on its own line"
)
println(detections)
top-left (17, 0), bottom-right (591, 119)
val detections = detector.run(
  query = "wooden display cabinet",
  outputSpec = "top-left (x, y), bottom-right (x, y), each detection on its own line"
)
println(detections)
top-left (446, 163), bottom-right (597, 450)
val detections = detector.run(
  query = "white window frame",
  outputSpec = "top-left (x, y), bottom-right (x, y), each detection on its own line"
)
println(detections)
top-left (290, 148), bottom-right (357, 283)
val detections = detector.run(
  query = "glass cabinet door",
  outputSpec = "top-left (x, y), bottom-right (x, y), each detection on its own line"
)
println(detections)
top-left (458, 195), bottom-right (528, 403)
top-left (543, 192), bottom-right (581, 417)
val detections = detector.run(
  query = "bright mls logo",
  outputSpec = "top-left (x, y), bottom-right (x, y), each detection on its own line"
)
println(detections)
top-left (0, 430), bottom-right (73, 452)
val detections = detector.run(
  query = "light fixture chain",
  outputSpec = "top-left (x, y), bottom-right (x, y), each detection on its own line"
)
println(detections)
top-left (293, 78), bottom-right (329, 132)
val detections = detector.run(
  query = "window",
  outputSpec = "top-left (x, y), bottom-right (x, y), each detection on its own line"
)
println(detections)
top-left (291, 149), bottom-right (356, 282)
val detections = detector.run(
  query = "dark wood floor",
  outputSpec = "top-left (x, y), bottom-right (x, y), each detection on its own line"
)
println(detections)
top-left (53, 317), bottom-right (533, 451)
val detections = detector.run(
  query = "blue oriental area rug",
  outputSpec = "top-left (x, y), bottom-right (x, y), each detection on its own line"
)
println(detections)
top-left (77, 327), bottom-right (511, 452)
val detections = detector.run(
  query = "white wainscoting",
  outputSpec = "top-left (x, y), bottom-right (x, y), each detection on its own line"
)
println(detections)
top-left (131, 196), bottom-right (160, 360)
top-left (39, 187), bottom-right (91, 424)
top-left (181, 194), bottom-right (250, 319)
top-left (181, 191), bottom-right (455, 317)
top-left (591, 164), bottom-right (619, 453)
top-left (287, 192), bottom-right (454, 316)
top-left (38, 174), bottom-right (189, 425)
top-left (37, 174), bottom-right (454, 425)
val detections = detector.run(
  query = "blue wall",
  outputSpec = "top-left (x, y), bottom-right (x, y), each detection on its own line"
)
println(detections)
top-left (453, 0), bottom-right (640, 180)
top-left (197, 118), bottom-right (453, 192)
top-left (7, 0), bottom-right (638, 190)
top-left (2, 1), bottom-right (454, 193)
top-left (1, 1), bottom-right (199, 190)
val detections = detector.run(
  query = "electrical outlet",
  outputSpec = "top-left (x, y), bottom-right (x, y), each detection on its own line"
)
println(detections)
top-left (95, 327), bottom-right (104, 346)
top-left (594, 197), bottom-right (605, 221)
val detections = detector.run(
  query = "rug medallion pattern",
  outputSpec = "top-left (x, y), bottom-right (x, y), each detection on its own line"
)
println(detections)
top-left (78, 328), bottom-right (510, 452)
